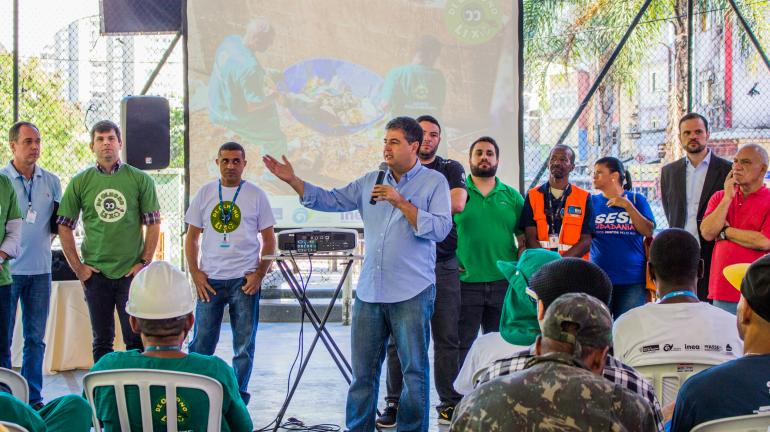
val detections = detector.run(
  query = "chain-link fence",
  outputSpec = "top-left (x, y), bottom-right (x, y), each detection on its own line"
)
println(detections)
top-left (522, 0), bottom-right (770, 230)
top-left (2, 0), bottom-right (769, 268)
top-left (0, 0), bottom-right (185, 266)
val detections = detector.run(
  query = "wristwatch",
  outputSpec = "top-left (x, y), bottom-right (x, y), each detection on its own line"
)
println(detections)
top-left (719, 227), bottom-right (728, 241)
top-left (139, 258), bottom-right (149, 266)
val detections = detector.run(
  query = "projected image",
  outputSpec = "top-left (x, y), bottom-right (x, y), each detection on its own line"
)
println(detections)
top-left (207, 18), bottom-right (287, 160)
top-left (187, 0), bottom-right (518, 227)
top-left (280, 59), bottom-right (384, 136)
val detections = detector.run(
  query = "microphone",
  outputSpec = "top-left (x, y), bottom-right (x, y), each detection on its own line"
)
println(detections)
top-left (369, 162), bottom-right (389, 205)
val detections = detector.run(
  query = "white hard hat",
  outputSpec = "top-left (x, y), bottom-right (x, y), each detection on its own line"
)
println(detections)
top-left (127, 261), bottom-right (195, 319)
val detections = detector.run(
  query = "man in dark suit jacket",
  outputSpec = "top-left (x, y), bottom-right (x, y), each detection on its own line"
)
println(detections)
top-left (661, 113), bottom-right (732, 300)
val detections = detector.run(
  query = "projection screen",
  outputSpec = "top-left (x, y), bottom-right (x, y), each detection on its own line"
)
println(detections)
top-left (187, 0), bottom-right (520, 227)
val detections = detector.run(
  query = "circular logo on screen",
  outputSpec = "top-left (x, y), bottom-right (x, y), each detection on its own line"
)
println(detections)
top-left (413, 83), bottom-right (430, 101)
top-left (94, 189), bottom-right (127, 222)
top-left (292, 208), bottom-right (309, 224)
top-left (210, 201), bottom-right (242, 233)
top-left (445, 0), bottom-right (504, 45)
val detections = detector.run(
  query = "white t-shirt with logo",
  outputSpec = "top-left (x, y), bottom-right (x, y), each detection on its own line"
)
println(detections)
top-left (612, 302), bottom-right (743, 367)
top-left (185, 180), bottom-right (275, 280)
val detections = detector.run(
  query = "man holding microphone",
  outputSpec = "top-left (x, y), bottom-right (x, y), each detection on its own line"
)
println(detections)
top-left (264, 116), bottom-right (451, 432)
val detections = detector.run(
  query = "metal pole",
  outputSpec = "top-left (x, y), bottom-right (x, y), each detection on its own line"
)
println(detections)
top-left (12, 0), bottom-right (19, 122)
top-left (528, 0), bottom-right (654, 189)
top-left (687, 0), bottom-right (694, 112)
top-left (726, 0), bottom-right (770, 73)
top-left (140, 30), bottom-right (182, 95)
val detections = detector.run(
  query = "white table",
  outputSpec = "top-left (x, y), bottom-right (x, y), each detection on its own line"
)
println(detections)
top-left (11, 280), bottom-right (125, 374)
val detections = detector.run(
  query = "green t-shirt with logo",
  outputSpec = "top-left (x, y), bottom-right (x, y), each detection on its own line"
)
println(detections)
top-left (0, 174), bottom-right (22, 285)
top-left (454, 176), bottom-right (524, 283)
top-left (380, 63), bottom-right (447, 119)
top-left (58, 164), bottom-right (160, 279)
top-left (89, 350), bottom-right (253, 432)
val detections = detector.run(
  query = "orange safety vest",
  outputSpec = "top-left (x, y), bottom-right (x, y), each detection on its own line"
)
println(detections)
top-left (528, 184), bottom-right (590, 258)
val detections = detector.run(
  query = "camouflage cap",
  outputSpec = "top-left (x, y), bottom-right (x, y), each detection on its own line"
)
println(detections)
top-left (541, 293), bottom-right (613, 356)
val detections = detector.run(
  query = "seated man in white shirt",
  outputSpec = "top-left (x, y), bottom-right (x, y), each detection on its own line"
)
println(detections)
top-left (613, 228), bottom-right (743, 367)
top-left (453, 249), bottom-right (560, 395)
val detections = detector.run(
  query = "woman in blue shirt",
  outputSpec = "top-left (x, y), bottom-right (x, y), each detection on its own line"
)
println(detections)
top-left (591, 157), bottom-right (655, 318)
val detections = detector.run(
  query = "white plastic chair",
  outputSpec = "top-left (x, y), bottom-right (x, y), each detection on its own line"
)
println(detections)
top-left (0, 421), bottom-right (31, 432)
top-left (690, 411), bottom-right (770, 431)
top-left (0, 368), bottom-right (29, 404)
top-left (634, 362), bottom-right (713, 406)
top-left (83, 369), bottom-right (224, 432)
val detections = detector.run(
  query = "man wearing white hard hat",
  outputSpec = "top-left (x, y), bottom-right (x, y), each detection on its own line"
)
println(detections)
top-left (89, 261), bottom-right (253, 431)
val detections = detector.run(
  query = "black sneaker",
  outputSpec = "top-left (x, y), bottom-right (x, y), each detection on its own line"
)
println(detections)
top-left (437, 405), bottom-right (455, 425)
top-left (376, 402), bottom-right (398, 428)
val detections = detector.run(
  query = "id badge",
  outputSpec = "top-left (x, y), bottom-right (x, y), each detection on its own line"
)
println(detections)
top-left (548, 233), bottom-right (559, 249)
top-left (25, 208), bottom-right (37, 224)
top-left (219, 233), bottom-right (231, 248)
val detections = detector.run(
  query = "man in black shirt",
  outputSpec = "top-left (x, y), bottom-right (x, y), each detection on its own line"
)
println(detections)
top-left (377, 115), bottom-right (467, 427)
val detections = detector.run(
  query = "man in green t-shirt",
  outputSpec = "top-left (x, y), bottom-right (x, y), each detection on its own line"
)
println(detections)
top-left (454, 136), bottom-right (525, 367)
top-left (0, 389), bottom-right (91, 432)
top-left (88, 261), bottom-right (253, 432)
top-left (0, 173), bottom-right (23, 371)
top-left (208, 18), bottom-right (286, 160)
top-left (57, 120), bottom-right (161, 362)
top-left (380, 35), bottom-right (447, 120)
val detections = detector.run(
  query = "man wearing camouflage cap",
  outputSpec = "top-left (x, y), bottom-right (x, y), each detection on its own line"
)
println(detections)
top-left (670, 254), bottom-right (770, 431)
top-left (451, 292), bottom-right (656, 431)
top-left (473, 258), bottom-right (665, 430)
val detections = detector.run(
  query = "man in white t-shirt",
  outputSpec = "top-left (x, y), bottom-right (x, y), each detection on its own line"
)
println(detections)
top-left (184, 141), bottom-right (276, 404)
top-left (613, 228), bottom-right (742, 367)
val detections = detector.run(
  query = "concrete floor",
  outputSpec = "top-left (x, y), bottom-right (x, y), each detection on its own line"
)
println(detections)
top-left (40, 322), bottom-right (450, 431)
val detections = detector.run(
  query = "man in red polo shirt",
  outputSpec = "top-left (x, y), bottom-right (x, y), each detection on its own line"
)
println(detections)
top-left (701, 144), bottom-right (770, 313)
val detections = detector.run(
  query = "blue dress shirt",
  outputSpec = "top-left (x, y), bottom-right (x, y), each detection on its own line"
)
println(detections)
top-left (0, 162), bottom-right (61, 274)
top-left (301, 161), bottom-right (451, 303)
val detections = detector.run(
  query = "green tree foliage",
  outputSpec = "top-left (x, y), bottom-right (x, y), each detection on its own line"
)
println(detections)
top-left (0, 54), bottom-right (92, 180)
top-left (526, 0), bottom-right (769, 161)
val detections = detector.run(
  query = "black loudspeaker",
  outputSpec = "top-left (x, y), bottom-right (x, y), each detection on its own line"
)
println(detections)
top-left (100, 0), bottom-right (182, 35)
top-left (120, 96), bottom-right (170, 170)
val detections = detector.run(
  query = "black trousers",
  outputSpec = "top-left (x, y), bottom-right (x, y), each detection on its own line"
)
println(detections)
top-left (457, 279), bottom-right (508, 367)
top-left (384, 257), bottom-right (463, 408)
top-left (83, 272), bottom-right (143, 362)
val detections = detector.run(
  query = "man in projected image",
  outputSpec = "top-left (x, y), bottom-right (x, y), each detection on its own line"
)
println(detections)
top-left (264, 116), bottom-right (451, 432)
top-left (380, 35), bottom-right (447, 120)
top-left (208, 17), bottom-right (286, 162)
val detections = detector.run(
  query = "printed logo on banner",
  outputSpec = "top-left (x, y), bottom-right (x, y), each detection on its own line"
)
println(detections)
top-left (444, 0), bottom-right (504, 45)
top-left (685, 344), bottom-right (701, 351)
top-left (641, 344), bottom-right (660, 353)
top-left (704, 344), bottom-right (722, 352)
top-left (94, 189), bottom-right (127, 222)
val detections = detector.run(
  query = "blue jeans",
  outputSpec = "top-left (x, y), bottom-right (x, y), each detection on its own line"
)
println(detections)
top-left (189, 277), bottom-right (259, 404)
top-left (712, 299), bottom-right (738, 315)
top-left (609, 283), bottom-right (647, 319)
top-left (9, 274), bottom-right (51, 405)
top-left (347, 285), bottom-right (435, 432)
